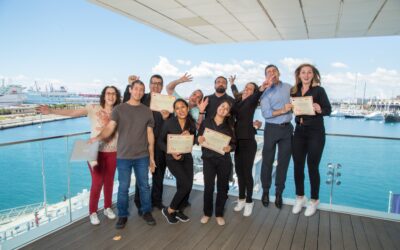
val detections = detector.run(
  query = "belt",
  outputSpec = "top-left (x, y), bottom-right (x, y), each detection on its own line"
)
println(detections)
top-left (267, 122), bottom-right (291, 127)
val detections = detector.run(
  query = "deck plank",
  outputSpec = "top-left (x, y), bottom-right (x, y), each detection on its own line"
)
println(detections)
top-left (248, 205), bottom-right (280, 249)
top-left (350, 215), bottom-right (370, 250)
top-left (290, 211), bottom-right (308, 250)
top-left (371, 218), bottom-right (396, 250)
top-left (318, 210), bottom-right (330, 250)
top-left (304, 211), bottom-right (319, 250)
top-left (330, 212), bottom-right (344, 250)
top-left (234, 201), bottom-right (271, 250)
top-left (339, 214), bottom-right (357, 250)
top-left (19, 186), bottom-right (400, 250)
top-left (362, 217), bottom-right (383, 250)
top-left (277, 208), bottom-right (299, 250)
top-left (264, 205), bottom-right (291, 249)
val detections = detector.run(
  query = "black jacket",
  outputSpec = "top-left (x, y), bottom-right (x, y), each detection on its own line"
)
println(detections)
top-left (158, 116), bottom-right (197, 161)
top-left (230, 85), bottom-right (263, 140)
top-left (291, 85), bottom-right (331, 127)
top-left (198, 117), bottom-right (236, 159)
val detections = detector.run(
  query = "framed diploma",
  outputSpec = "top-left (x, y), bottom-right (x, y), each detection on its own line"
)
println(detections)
top-left (201, 128), bottom-right (231, 155)
top-left (290, 96), bottom-right (316, 116)
top-left (167, 134), bottom-right (194, 154)
top-left (150, 93), bottom-right (176, 113)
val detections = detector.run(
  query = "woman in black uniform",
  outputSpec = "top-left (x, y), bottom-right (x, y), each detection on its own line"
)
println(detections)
top-left (198, 100), bottom-right (236, 226)
top-left (158, 99), bottom-right (196, 224)
top-left (290, 63), bottom-right (331, 217)
top-left (229, 76), bottom-right (266, 216)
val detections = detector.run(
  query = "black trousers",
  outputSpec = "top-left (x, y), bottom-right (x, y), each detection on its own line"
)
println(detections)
top-left (292, 124), bottom-right (325, 200)
top-left (135, 144), bottom-right (167, 208)
top-left (167, 156), bottom-right (193, 211)
top-left (203, 156), bottom-right (232, 217)
top-left (234, 138), bottom-right (257, 202)
top-left (261, 123), bottom-right (293, 195)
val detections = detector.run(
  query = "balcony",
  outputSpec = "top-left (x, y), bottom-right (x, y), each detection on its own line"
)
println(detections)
top-left (1, 131), bottom-right (399, 249)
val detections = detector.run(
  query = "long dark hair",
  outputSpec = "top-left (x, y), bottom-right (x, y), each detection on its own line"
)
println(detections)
top-left (100, 86), bottom-right (121, 108)
top-left (173, 98), bottom-right (196, 133)
top-left (213, 100), bottom-right (235, 136)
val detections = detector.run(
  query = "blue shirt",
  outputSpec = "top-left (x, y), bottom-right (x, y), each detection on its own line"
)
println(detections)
top-left (260, 81), bottom-right (293, 124)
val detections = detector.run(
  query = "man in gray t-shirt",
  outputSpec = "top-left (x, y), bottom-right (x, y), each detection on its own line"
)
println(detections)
top-left (90, 80), bottom-right (157, 229)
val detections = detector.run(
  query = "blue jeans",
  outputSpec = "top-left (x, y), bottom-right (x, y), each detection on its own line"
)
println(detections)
top-left (117, 157), bottom-right (151, 217)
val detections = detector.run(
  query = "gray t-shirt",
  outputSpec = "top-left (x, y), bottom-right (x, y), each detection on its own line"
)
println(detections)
top-left (111, 103), bottom-right (155, 159)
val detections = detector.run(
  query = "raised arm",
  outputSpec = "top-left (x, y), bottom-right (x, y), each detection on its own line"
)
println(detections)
top-left (166, 73), bottom-right (193, 95)
top-left (147, 126), bottom-right (156, 173)
top-left (36, 105), bottom-right (88, 117)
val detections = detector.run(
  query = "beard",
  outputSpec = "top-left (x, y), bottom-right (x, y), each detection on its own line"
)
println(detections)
top-left (216, 87), bottom-right (226, 94)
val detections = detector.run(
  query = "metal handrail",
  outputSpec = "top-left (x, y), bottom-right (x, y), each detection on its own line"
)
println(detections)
top-left (0, 131), bottom-right (90, 147)
top-left (1, 130), bottom-right (399, 148)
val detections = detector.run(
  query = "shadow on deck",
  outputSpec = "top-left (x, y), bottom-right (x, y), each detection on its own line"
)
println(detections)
top-left (22, 186), bottom-right (400, 250)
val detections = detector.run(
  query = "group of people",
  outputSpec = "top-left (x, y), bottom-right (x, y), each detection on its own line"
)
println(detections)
top-left (37, 62), bottom-right (331, 229)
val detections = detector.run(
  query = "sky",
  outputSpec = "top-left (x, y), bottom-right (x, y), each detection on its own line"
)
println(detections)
top-left (1, 0), bottom-right (400, 100)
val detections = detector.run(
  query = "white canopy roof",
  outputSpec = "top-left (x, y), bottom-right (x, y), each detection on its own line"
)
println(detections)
top-left (89, 0), bottom-right (400, 44)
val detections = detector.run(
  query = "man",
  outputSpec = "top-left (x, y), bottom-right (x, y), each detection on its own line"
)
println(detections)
top-left (90, 80), bottom-right (157, 229)
top-left (123, 75), bottom-right (139, 102)
top-left (259, 64), bottom-right (293, 209)
top-left (204, 76), bottom-right (235, 119)
top-left (135, 74), bottom-right (169, 210)
top-left (166, 72), bottom-right (208, 127)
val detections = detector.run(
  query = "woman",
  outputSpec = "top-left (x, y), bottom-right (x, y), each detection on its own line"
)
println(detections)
top-left (291, 64), bottom-right (331, 216)
top-left (198, 101), bottom-right (236, 226)
top-left (158, 99), bottom-right (196, 224)
top-left (229, 76), bottom-right (266, 216)
top-left (37, 86), bottom-right (121, 225)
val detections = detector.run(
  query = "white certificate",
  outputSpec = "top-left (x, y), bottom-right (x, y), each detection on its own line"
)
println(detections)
top-left (290, 96), bottom-right (316, 116)
top-left (150, 93), bottom-right (176, 113)
top-left (70, 139), bottom-right (99, 162)
top-left (167, 134), bottom-right (194, 154)
top-left (201, 128), bottom-right (231, 155)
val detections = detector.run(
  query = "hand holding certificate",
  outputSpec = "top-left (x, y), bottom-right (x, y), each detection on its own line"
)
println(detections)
top-left (200, 128), bottom-right (231, 155)
top-left (167, 134), bottom-right (194, 154)
top-left (150, 93), bottom-right (176, 113)
top-left (290, 96), bottom-right (316, 116)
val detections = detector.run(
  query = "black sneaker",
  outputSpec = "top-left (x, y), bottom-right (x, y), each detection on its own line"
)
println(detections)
top-left (115, 217), bottom-right (127, 229)
top-left (142, 212), bottom-right (156, 226)
top-left (162, 207), bottom-right (179, 224)
top-left (175, 210), bottom-right (190, 222)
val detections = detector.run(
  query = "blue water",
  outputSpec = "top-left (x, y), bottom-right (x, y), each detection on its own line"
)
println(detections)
top-left (1, 115), bottom-right (400, 212)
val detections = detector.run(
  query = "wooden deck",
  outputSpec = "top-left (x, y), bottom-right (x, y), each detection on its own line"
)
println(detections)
top-left (22, 186), bottom-right (400, 250)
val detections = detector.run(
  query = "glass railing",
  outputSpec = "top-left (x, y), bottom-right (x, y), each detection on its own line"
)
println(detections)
top-left (164, 131), bottom-right (400, 221)
top-left (1, 129), bottom-right (400, 249)
top-left (0, 132), bottom-right (122, 250)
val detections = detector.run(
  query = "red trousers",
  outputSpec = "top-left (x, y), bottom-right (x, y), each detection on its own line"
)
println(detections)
top-left (88, 152), bottom-right (117, 214)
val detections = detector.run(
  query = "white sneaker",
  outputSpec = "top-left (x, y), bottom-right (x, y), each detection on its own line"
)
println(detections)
top-left (234, 199), bottom-right (246, 212)
top-left (90, 213), bottom-right (100, 225)
top-left (104, 208), bottom-right (116, 220)
top-left (292, 196), bottom-right (307, 214)
top-left (304, 200), bottom-right (319, 217)
top-left (243, 202), bottom-right (254, 217)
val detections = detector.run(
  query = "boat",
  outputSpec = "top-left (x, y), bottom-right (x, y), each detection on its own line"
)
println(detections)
top-left (365, 111), bottom-right (384, 121)
top-left (343, 111), bottom-right (365, 119)
top-left (330, 109), bottom-right (345, 117)
top-left (0, 84), bottom-right (26, 105)
top-left (24, 84), bottom-right (99, 105)
top-left (385, 112), bottom-right (400, 123)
